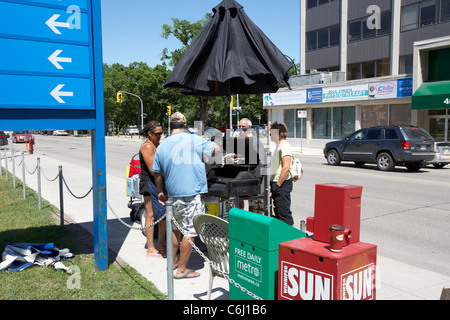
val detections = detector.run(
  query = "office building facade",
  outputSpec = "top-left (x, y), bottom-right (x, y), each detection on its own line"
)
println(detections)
top-left (264, 0), bottom-right (450, 148)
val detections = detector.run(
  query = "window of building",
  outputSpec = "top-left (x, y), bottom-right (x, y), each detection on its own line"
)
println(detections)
top-left (317, 28), bottom-right (329, 49)
top-left (421, 0), bottom-right (437, 26)
top-left (312, 108), bottom-right (332, 139)
top-left (362, 61), bottom-right (375, 78)
top-left (348, 20), bottom-right (361, 42)
top-left (399, 54), bottom-right (413, 74)
top-left (329, 25), bottom-right (340, 46)
top-left (442, 0), bottom-right (450, 22)
top-left (376, 59), bottom-right (390, 77)
top-left (401, 3), bottom-right (419, 31)
top-left (362, 17), bottom-right (377, 39)
top-left (390, 104), bottom-right (411, 126)
top-left (361, 105), bottom-right (389, 127)
top-left (319, 0), bottom-right (329, 5)
top-left (306, 25), bottom-right (340, 51)
top-left (347, 63), bottom-right (361, 80)
top-left (347, 59), bottom-right (390, 80)
top-left (307, 0), bottom-right (317, 9)
top-left (312, 107), bottom-right (355, 139)
top-left (306, 31), bottom-right (317, 51)
top-left (333, 107), bottom-right (355, 139)
top-left (378, 11), bottom-right (392, 36)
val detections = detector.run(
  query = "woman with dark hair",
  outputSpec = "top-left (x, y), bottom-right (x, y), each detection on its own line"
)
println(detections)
top-left (139, 121), bottom-right (166, 257)
top-left (270, 122), bottom-right (294, 226)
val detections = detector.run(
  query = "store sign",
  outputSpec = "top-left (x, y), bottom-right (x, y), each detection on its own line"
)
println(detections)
top-left (369, 81), bottom-right (397, 99)
top-left (397, 78), bottom-right (413, 97)
top-left (263, 77), bottom-right (412, 107)
top-left (322, 84), bottom-right (369, 102)
top-left (263, 90), bottom-right (306, 106)
top-left (306, 88), bottom-right (323, 103)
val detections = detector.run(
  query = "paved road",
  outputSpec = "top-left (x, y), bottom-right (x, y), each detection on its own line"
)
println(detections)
top-left (291, 152), bottom-right (450, 277)
top-left (13, 134), bottom-right (450, 278)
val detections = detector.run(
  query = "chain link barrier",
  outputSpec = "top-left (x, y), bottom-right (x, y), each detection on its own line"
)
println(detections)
top-left (107, 201), bottom-right (166, 231)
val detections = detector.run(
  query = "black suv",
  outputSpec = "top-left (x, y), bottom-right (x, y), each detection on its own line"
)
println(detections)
top-left (324, 126), bottom-right (435, 171)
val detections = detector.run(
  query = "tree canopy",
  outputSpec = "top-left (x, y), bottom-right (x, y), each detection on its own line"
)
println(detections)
top-left (103, 14), bottom-right (270, 133)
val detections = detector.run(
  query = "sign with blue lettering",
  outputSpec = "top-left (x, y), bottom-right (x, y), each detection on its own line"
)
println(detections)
top-left (397, 77), bottom-right (413, 97)
top-left (0, 0), bottom-right (108, 271)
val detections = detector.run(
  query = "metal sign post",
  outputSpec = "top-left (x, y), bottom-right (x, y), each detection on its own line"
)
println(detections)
top-left (0, 0), bottom-right (108, 271)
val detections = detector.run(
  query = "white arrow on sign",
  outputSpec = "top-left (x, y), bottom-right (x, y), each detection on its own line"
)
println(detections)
top-left (48, 50), bottom-right (72, 69)
top-left (46, 14), bottom-right (70, 34)
top-left (51, 84), bottom-right (74, 103)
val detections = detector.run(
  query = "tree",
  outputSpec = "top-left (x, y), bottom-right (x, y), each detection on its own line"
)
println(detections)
top-left (160, 15), bottom-right (211, 67)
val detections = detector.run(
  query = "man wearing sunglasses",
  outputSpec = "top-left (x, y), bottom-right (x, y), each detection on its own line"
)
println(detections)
top-left (234, 118), bottom-right (253, 138)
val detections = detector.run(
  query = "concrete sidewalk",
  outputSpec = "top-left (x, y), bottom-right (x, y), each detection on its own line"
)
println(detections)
top-left (2, 139), bottom-right (449, 300)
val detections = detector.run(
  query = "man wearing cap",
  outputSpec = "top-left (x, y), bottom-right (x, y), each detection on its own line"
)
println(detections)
top-left (152, 112), bottom-right (220, 279)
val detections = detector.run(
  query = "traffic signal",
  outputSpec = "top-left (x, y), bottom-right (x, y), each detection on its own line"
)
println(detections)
top-left (167, 105), bottom-right (171, 116)
top-left (117, 92), bottom-right (123, 103)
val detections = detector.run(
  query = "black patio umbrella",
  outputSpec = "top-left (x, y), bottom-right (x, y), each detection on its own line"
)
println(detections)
top-left (164, 0), bottom-right (293, 101)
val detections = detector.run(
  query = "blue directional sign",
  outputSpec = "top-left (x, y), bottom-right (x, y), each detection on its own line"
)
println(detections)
top-left (0, 38), bottom-right (91, 77)
top-left (0, 0), bottom-right (108, 271)
top-left (0, 0), bottom-right (93, 112)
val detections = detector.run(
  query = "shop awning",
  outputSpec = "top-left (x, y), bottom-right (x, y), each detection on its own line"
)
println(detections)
top-left (412, 81), bottom-right (450, 110)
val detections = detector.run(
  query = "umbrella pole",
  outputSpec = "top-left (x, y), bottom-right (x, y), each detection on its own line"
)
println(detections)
top-left (226, 94), bottom-right (232, 129)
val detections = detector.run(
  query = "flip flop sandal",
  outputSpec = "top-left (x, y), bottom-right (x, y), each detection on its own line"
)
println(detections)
top-left (174, 269), bottom-right (200, 279)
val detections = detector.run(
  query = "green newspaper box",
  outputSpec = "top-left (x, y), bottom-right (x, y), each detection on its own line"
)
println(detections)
top-left (228, 208), bottom-right (306, 300)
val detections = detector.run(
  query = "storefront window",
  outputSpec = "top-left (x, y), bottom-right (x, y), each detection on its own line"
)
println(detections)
top-left (429, 109), bottom-right (449, 141)
top-left (390, 104), bottom-right (411, 125)
top-left (333, 107), bottom-right (355, 139)
top-left (285, 109), bottom-right (307, 139)
top-left (312, 108), bottom-right (331, 139)
top-left (296, 110), bottom-right (307, 139)
top-left (361, 105), bottom-right (389, 127)
top-left (285, 109), bottom-right (296, 138)
top-left (313, 107), bottom-right (355, 139)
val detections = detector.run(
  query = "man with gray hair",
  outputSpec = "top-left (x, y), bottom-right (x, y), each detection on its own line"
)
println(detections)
top-left (234, 118), bottom-right (253, 137)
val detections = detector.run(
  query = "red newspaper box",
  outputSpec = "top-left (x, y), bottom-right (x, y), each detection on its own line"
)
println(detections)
top-left (307, 183), bottom-right (362, 245)
top-left (278, 237), bottom-right (377, 300)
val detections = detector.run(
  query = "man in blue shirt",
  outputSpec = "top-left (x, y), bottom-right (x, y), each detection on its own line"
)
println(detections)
top-left (153, 112), bottom-right (220, 279)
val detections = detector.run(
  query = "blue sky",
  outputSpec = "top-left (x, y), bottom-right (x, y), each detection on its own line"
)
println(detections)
top-left (100, 0), bottom-right (300, 68)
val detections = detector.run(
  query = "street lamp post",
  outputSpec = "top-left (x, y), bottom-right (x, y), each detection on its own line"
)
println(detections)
top-left (119, 91), bottom-right (144, 130)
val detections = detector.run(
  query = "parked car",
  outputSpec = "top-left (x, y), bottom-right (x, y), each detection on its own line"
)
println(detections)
top-left (324, 126), bottom-right (435, 171)
top-left (12, 131), bottom-right (33, 143)
top-left (53, 130), bottom-right (68, 136)
top-left (427, 141), bottom-right (450, 168)
top-left (123, 125), bottom-right (139, 135)
top-left (0, 131), bottom-right (8, 146)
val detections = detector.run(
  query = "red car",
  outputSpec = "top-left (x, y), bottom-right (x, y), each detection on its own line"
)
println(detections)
top-left (12, 131), bottom-right (33, 143)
